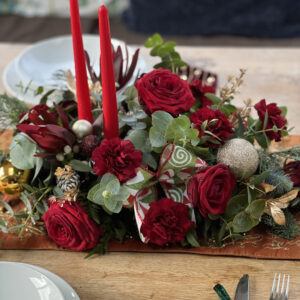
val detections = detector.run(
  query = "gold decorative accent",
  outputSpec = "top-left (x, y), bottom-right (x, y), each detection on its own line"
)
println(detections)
top-left (264, 190), bottom-right (299, 225)
top-left (0, 160), bottom-right (30, 196)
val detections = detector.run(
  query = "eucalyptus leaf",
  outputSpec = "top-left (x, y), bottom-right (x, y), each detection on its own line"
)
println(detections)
top-left (143, 152), bottom-right (158, 170)
top-left (106, 179), bottom-right (120, 195)
top-left (104, 198), bottom-right (123, 214)
top-left (32, 156), bottom-right (43, 182)
top-left (69, 160), bottom-right (93, 172)
top-left (126, 129), bottom-right (152, 152)
top-left (10, 133), bottom-right (37, 170)
top-left (101, 173), bottom-right (118, 187)
top-left (152, 111), bottom-right (173, 132)
top-left (149, 126), bottom-right (166, 148)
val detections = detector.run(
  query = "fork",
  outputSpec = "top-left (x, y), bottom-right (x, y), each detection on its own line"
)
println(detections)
top-left (269, 273), bottom-right (290, 300)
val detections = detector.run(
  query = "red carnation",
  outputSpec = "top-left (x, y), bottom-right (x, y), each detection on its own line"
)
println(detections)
top-left (92, 138), bottom-right (142, 183)
top-left (19, 104), bottom-right (57, 125)
top-left (189, 79), bottom-right (215, 108)
top-left (187, 164), bottom-right (236, 218)
top-left (140, 198), bottom-right (194, 246)
top-left (42, 201), bottom-right (102, 251)
top-left (254, 99), bottom-right (287, 142)
top-left (284, 161), bottom-right (300, 187)
top-left (189, 107), bottom-right (233, 147)
top-left (135, 68), bottom-right (195, 116)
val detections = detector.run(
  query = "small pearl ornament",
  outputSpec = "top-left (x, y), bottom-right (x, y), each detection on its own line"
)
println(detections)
top-left (217, 138), bottom-right (259, 179)
top-left (72, 120), bottom-right (93, 140)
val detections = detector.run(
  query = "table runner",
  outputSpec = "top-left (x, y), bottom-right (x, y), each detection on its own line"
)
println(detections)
top-left (0, 132), bottom-right (299, 260)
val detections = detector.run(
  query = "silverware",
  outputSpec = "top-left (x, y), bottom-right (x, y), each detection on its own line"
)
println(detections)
top-left (234, 274), bottom-right (250, 300)
top-left (269, 273), bottom-right (290, 300)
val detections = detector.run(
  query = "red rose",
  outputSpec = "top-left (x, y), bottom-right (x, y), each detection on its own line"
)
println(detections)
top-left (92, 138), bottom-right (143, 183)
top-left (189, 79), bottom-right (215, 108)
top-left (189, 107), bottom-right (233, 147)
top-left (254, 99), bottom-right (287, 142)
top-left (284, 161), bottom-right (300, 187)
top-left (140, 198), bottom-right (194, 246)
top-left (187, 164), bottom-right (236, 217)
top-left (42, 201), bottom-right (102, 251)
top-left (16, 124), bottom-right (76, 153)
top-left (19, 104), bottom-right (57, 125)
top-left (135, 68), bottom-right (195, 116)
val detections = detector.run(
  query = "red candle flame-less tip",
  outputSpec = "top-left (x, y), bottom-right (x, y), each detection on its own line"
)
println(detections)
top-left (99, 5), bottom-right (119, 139)
top-left (70, 0), bottom-right (93, 123)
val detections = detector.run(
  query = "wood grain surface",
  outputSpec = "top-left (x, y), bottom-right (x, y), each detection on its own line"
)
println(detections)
top-left (0, 250), bottom-right (299, 300)
top-left (0, 42), bottom-right (300, 299)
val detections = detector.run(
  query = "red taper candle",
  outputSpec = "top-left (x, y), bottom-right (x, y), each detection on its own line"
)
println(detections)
top-left (70, 0), bottom-right (93, 123)
top-left (98, 5), bottom-right (119, 139)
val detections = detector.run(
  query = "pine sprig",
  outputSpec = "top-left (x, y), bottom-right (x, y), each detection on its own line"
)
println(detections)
top-left (0, 94), bottom-right (28, 129)
top-left (261, 211), bottom-right (300, 239)
top-left (268, 146), bottom-right (300, 162)
top-left (264, 169), bottom-right (293, 197)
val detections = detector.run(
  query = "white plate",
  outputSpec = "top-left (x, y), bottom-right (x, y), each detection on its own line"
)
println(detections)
top-left (3, 34), bottom-right (148, 104)
top-left (2, 60), bottom-right (64, 105)
top-left (0, 262), bottom-right (64, 300)
top-left (21, 263), bottom-right (80, 300)
top-left (15, 34), bottom-right (148, 90)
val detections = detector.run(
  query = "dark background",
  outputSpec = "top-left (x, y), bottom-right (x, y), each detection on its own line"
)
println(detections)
top-left (1, 0), bottom-right (300, 46)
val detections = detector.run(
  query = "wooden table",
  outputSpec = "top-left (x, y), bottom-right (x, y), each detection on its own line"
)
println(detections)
top-left (0, 42), bottom-right (300, 299)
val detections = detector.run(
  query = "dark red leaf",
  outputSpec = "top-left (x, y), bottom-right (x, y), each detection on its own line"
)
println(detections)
top-left (53, 103), bottom-right (70, 130)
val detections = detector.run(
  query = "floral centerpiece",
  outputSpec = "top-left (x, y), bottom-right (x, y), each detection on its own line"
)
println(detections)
top-left (0, 8), bottom-right (299, 255)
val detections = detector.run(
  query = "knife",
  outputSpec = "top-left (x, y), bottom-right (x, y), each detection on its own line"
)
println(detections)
top-left (234, 274), bottom-right (250, 300)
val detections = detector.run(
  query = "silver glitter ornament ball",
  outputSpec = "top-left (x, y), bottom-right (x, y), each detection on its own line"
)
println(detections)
top-left (217, 138), bottom-right (259, 179)
top-left (72, 120), bottom-right (93, 140)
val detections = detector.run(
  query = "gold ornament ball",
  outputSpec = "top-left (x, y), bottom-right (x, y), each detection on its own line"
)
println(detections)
top-left (217, 138), bottom-right (259, 179)
top-left (72, 120), bottom-right (93, 140)
top-left (0, 160), bottom-right (30, 196)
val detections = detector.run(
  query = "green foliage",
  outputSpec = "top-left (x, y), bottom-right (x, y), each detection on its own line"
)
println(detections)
top-left (255, 132), bottom-right (270, 149)
top-left (231, 199), bottom-right (266, 233)
top-left (224, 194), bottom-right (248, 219)
top-left (87, 174), bottom-right (130, 214)
top-left (81, 201), bottom-right (101, 224)
top-left (0, 94), bottom-right (28, 130)
top-left (149, 111), bottom-right (173, 149)
top-left (265, 169), bottom-right (293, 197)
top-left (261, 211), bottom-right (300, 239)
top-left (16, 185), bottom-right (52, 236)
top-left (165, 115), bottom-right (199, 146)
top-left (125, 129), bottom-right (152, 153)
top-left (10, 133), bottom-right (41, 171)
top-left (205, 93), bottom-right (221, 105)
top-left (86, 210), bottom-right (137, 258)
top-left (185, 228), bottom-right (200, 247)
top-left (262, 146), bottom-right (300, 163)
top-left (249, 171), bottom-right (270, 185)
top-left (120, 101), bottom-right (148, 131)
top-left (259, 150), bottom-right (282, 172)
top-left (144, 33), bottom-right (187, 72)
top-left (69, 160), bottom-right (93, 173)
